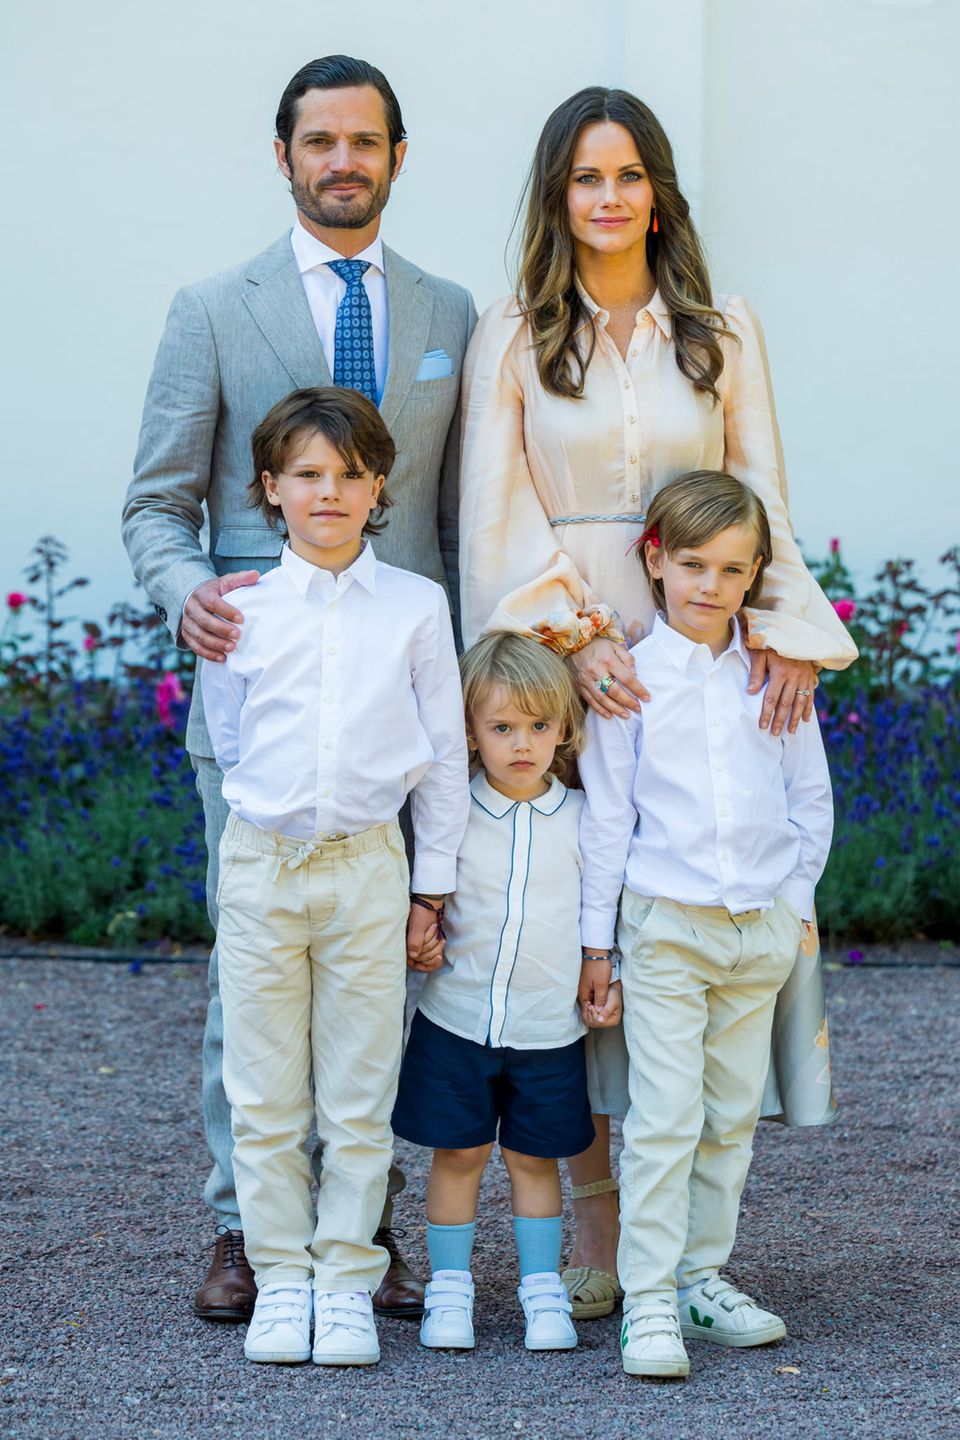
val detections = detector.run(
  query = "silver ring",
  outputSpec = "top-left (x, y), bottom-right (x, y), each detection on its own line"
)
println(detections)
top-left (595, 675), bottom-right (615, 695)
top-left (796, 688), bottom-right (812, 697)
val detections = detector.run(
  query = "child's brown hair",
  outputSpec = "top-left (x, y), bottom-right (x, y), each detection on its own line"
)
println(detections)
top-left (248, 386), bottom-right (394, 535)
top-left (639, 470), bottom-right (772, 610)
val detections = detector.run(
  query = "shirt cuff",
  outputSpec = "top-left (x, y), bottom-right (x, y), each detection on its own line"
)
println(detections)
top-left (410, 856), bottom-right (458, 896)
top-left (779, 877), bottom-right (815, 923)
top-left (580, 904), bottom-right (618, 951)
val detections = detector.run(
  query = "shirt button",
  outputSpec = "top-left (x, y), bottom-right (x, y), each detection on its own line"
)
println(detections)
top-left (631, 348), bottom-right (639, 357)
top-left (327, 645), bottom-right (338, 656)
top-left (623, 379), bottom-right (630, 390)
top-left (320, 787), bottom-right (331, 798)
top-left (629, 491), bottom-right (640, 502)
top-left (627, 415), bottom-right (636, 425)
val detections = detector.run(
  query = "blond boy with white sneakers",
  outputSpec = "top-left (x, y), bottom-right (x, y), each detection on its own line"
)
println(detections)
top-left (201, 387), bottom-right (468, 1366)
top-left (578, 471), bottom-right (833, 1379)
top-left (392, 635), bottom-right (605, 1354)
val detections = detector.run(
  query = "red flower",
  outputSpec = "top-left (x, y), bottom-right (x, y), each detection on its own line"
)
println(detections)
top-left (155, 671), bottom-right (185, 729)
top-left (829, 538), bottom-right (840, 555)
top-left (83, 634), bottom-right (98, 652)
top-left (6, 591), bottom-right (27, 611)
top-left (832, 598), bottom-right (856, 622)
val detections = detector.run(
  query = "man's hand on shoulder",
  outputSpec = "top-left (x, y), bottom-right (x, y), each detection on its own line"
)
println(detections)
top-left (181, 572), bottom-right (260, 661)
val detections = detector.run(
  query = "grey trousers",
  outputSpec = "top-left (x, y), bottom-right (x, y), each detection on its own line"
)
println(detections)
top-left (191, 755), bottom-right (405, 1231)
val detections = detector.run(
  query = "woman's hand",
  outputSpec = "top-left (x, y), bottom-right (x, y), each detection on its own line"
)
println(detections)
top-left (569, 637), bottom-right (650, 720)
top-left (747, 649), bottom-right (817, 736)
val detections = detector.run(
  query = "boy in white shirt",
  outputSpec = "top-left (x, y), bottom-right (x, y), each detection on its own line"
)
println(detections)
top-left (392, 634), bottom-right (608, 1353)
top-left (201, 387), bottom-right (468, 1368)
top-left (578, 470), bottom-right (833, 1379)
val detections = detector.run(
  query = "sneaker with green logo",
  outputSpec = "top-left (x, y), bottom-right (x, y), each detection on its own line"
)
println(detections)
top-left (678, 1276), bottom-right (786, 1348)
top-left (620, 1296), bottom-right (689, 1378)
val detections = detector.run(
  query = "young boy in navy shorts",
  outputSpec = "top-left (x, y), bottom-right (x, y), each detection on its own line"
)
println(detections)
top-left (393, 633), bottom-right (612, 1353)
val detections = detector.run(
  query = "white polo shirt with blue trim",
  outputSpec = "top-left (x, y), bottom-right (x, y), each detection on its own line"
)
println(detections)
top-left (418, 771), bottom-right (586, 1050)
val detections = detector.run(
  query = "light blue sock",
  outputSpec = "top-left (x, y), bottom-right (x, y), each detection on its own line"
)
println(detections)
top-left (513, 1215), bottom-right (563, 1279)
top-left (426, 1221), bottom-right (475, 1274)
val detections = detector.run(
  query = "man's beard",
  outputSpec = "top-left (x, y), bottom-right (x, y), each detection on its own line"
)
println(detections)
top-left (291, 168), bottom-right (392, 230)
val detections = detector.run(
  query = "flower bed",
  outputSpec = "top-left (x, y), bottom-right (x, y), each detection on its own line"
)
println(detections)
top-left (1, 537), bottom-right (958, 946)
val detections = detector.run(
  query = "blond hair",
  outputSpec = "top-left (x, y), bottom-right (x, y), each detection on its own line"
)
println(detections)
top-left (460, 633), bottom-right (585, 776)
top-left (640, 470), bottom-right (772, 612)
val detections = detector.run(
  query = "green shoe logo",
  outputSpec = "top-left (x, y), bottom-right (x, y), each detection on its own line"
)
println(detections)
top-left (621, 1321), bottom-right (629, 1350)
top-left (689, 1305), bottom-right (714, 1329)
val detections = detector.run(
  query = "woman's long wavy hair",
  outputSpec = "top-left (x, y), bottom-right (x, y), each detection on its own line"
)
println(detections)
top-left (515, 87), bottom-right (732, 401)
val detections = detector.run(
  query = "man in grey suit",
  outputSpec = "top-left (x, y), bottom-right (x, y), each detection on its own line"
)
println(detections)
top-left (122, 55), bottom-right (475, 1324)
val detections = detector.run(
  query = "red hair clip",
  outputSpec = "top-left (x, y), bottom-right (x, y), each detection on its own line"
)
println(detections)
top-left (626, 522), bottom-right (660, 558)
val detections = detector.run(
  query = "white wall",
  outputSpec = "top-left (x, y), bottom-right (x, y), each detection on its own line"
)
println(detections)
top-left (1, 0), bottom-right (703, 627)
top-left (701, 0), bottom-right (960, 578)
top-left (1, 0), bottom-right (954, 633)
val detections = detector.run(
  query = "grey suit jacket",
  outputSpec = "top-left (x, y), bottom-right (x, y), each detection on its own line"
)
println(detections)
top-left (122, 232), bottom-right (476, 757)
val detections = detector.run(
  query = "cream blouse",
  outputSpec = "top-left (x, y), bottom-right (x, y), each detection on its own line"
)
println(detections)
top-left (459, 288), bottom-right (857, 667)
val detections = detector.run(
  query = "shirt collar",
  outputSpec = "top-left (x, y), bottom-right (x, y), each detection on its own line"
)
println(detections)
top-left (280, 540), bottom-right (379, 598)
top-left (650, 612), bottom-right (749, 675)
top-left (290, 221), bottom-right (385, 278)
top-left (575, 278), bottom-right (672, 341)
top-left (470, 769), bottom-right (568, 819)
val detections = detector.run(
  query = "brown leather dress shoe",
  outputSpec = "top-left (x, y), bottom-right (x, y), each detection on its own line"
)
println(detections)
top-left (371, 1228), bottom-right (425, 1319)
top-left (193, 1227), bottom-right (257, 1322)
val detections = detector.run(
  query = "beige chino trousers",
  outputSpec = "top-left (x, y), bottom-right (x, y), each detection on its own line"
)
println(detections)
top-left (217, 811), bottom-right (409, 1294)
top-left (616, 890), bottom-right (803, 1310)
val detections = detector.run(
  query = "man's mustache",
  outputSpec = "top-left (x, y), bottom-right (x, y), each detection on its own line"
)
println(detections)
top-left (316, 175), bottom-right (373, 191)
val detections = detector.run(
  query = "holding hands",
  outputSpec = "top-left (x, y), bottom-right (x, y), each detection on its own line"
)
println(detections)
top-left (407, 895), bottom-right (447, 973)
top-left (577, 953), bottom-right (623, 1029)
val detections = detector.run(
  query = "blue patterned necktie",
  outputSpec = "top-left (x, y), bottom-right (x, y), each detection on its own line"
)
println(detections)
top-left (327, 258), bottom-right (377, 403)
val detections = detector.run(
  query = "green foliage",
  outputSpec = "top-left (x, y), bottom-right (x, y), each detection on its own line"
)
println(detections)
top-left (1, 535), bottom-right (958, 946)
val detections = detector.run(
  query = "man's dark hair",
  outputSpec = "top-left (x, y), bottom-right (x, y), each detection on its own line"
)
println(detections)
top-left (276, 55), bottom-right (406, 166)
top-left (249, 387), bottom-right (395, 536)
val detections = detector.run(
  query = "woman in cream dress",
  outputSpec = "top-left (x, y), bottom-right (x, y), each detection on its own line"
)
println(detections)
top-left (459, 87), bottom-right (856, 1318)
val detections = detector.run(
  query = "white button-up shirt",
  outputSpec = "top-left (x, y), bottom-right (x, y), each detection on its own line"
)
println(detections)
top-left (200, 544), bottom-right (469, 894)
top-left (579, 616), bottom-right (833, 948)
top-left (418, 772), bottom-right (586, 1050)
top-left (290, 222), bottom-right (388, 401)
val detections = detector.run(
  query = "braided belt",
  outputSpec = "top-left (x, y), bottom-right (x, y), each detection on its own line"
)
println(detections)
top-left (549, 512), bottom-right (646, 526)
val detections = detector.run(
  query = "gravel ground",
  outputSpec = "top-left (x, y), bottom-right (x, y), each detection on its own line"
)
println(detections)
top-left (2, 956), bottom-right (958, 1440)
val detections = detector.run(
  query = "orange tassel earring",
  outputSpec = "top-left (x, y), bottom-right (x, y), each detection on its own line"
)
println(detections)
top-left (652, 209), bottom-right (659, 234)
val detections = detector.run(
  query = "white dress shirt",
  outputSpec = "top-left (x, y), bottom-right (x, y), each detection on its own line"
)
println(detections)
top-left (290, 222), bottom-right (388, 401)
top-left (200, 543), bottom-right (469, 894)
top-left (579, 616), bottom-right (833, 948)
top-left (418, 772), bottom-right (586, 1050)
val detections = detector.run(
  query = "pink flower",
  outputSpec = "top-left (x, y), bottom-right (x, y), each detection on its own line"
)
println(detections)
top-left (83, 634), bottom-right (98, 652)
top-left (832, 598), bottom-right (856, 622)
top-left (829, 538), bottom-right (840, 555)
top-left (846, 711), bottom-right (861, 725)
top-left (897, 620), bottom-right (908, 638)
top-left (155, 671), bottom-right (185, 729)
top-left (6, 591), bottom-right (27, 610)
top-left (955, 632), bottom-right (960, 655)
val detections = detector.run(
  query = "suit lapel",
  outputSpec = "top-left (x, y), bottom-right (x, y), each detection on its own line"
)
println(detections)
top-left (243, 236), bottom-right (333, 388)
top-left (379, 245), bottom-right (432, 430)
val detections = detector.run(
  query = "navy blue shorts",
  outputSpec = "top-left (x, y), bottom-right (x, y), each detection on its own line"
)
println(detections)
top-left (392, 1011), bottom-right (595, 1159)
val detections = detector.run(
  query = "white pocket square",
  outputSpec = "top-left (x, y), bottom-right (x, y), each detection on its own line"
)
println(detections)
top-left (415, 348), bottom-right (454, 380)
